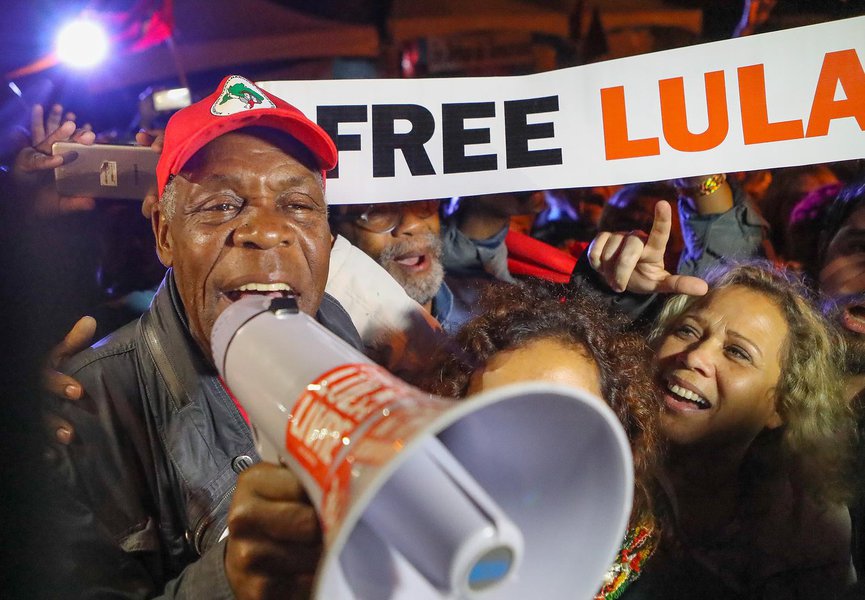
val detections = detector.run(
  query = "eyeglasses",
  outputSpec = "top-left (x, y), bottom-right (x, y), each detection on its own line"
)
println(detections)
top-left (334, 200), bottom-right (440, 233)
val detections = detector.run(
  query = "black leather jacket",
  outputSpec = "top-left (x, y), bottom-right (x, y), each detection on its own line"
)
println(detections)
top-left (48, 271), bottom-right (363, 599)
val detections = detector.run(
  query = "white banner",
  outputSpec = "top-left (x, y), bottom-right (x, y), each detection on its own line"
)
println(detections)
top-left (262, 16), bottom-right (865, 205)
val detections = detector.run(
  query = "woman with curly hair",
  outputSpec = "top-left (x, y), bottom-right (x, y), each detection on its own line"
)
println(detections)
top-left (636, 262), bottom-right (855, 598)
top-left (423, 279), bottom-right (665, 599)
top-left (588, 204), bottom-right (856, 597)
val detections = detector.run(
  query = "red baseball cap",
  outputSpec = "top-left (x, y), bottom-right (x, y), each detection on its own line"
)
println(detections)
top-left (156, 74), bottom-right (337, 197)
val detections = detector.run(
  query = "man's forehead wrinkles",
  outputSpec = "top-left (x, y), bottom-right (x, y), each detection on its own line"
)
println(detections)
top-left (198, 173), bottom-right (237, 185)
top-left (189, 171), bottom-right (315, 189)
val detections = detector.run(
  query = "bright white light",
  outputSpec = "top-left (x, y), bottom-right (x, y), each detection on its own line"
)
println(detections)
top-left (56, 19), bottom-right (110, 68)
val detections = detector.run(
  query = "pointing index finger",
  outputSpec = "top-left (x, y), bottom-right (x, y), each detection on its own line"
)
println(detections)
top-left (643, 200), bottom-right (673, 262)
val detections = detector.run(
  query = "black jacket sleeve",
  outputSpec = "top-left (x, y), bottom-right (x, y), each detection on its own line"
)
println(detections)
top-left (568, 250), bottom-right (665, 329)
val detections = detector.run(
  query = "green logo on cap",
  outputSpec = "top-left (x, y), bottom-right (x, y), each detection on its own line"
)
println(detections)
top-left (211, 76), bottom-right (276, 116)
top-left (219, 83), bottom-right (265, 109)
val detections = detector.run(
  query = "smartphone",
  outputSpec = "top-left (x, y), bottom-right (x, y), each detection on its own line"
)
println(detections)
top-left (53, 142), bottom-right (159, 200)
top-left (152, 87), bottom-right (192, 112)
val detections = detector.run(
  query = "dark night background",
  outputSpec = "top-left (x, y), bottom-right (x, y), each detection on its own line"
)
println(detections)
top-left (0, 1), bottom-right (863, 596)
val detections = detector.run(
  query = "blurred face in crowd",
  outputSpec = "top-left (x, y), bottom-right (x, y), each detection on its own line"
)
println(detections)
top-left (655, 286), bottom-right (786, 451)
top-left (576, 193), bottom-right (605, 229)
top-left (153, 129), bottom-right (331, 359)
top-left (820, 204), bottom-right (865, 374)
top-left (466, 336), bottom-right (602, 398)
top-left (731, 170), bottom-right (772, 204)
top-left (333, 200), bottom-right (444, 308)
top-left (601, 194), bottom-right (657, 234)
top-left (791, 169), bottom-right (839, 203)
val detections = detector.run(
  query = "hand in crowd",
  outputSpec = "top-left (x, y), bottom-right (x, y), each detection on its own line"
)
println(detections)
top-left (13, 104), bottom-right (97, 217)
top-left (135, 128), bottom-right (165, 219)
top-left (733, 0), bottom-right (778, 37)
top-left (588, 200), bottom-right (708, 296)
top-left (467, 191), bottom-right (545, 216)
top-left (458, 191), bottom-right (546, 240)
top-left (225, 462), bottom-right (322, 600)
top-left (42, 316), bottom-right (96, 445)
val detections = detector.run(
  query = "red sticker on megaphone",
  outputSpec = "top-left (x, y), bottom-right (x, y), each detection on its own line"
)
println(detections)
top-left (284, 363), bottom-right (450, 532)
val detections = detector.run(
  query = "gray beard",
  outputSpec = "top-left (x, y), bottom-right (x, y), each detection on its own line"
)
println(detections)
top-left (841, 328), bottom-right (865, 375)
top-left (824, 294), bottom-right (865, 375)
top-left (378, 233), bottom-right (445, 307)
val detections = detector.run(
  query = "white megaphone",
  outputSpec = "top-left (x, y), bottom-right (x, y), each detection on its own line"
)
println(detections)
top-left (211, 295), bottom-right (634, 599)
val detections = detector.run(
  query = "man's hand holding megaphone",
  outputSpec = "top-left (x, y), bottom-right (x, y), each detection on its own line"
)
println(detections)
top-left (225, 462), bottom-right (322, 600)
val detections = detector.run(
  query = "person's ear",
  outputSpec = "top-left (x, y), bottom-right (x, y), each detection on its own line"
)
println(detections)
top-left (765, 406), bottom-right (783, 430)
top-left (152, 201), bottom-right (173, 267)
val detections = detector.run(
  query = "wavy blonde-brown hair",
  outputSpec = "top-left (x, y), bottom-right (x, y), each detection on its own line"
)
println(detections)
top-left (649, 261), bottom-right (854, 505)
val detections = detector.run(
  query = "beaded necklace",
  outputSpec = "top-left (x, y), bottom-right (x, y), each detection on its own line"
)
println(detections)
top-left (595, 524), bottom-right (657, 600)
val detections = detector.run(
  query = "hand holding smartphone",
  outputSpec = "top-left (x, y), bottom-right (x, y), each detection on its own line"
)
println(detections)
top-left (53, 142), bottom-right (159, 201)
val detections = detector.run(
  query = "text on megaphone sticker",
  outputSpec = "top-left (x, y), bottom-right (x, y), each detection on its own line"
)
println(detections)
top-left (284, 363), bottom-right (450, 532)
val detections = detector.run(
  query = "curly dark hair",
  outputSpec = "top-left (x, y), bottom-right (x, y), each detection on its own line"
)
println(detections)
top-left (422, 279), bottom-right (663, 527)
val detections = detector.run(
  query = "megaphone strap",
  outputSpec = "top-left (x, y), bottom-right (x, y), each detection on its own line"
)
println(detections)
top-left (218, 376), bottom-right (250, 427)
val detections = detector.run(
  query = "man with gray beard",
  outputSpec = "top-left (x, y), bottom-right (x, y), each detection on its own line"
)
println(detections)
top-left (816, 179), bottom-right (865, 589)
top-left (331, 196), bottom-right (525, 333)
top-left (824, 293), bottom-right (865, 393)
top-left (818, 180), bottom-right (865, 401)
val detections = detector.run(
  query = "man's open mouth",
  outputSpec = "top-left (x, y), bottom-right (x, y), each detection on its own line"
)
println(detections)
top-left (224, 282), bottom-right (294, 302)
top-left (842, 304), bottom-right (865, 335)
top-left (394, 253), bottom-right (428, 269)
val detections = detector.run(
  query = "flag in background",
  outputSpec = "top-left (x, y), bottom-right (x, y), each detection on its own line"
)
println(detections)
top-left (5, 0), bottom-right (174, 79)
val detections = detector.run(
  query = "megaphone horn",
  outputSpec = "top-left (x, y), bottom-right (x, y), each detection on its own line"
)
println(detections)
top-left (211, 295), bottom-right (633, 599)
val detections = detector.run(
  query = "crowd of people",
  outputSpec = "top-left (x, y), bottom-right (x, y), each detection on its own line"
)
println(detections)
top-left (0, 2), bottom-right (864, 599)
top-left (0, 68), bottom-right (862, 599)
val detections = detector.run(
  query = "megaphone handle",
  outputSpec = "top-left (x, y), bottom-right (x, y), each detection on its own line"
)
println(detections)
top-left (251, 423), bottom-right (282, 465)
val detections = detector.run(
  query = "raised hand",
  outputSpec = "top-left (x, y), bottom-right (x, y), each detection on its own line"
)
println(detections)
top-left (588, 200), bottom-right (708, 296)
top-left (733, 0), bottom-right (778, 38)
top-left (16, 104), bottom-right (95, 174)
top-left (13, 104), bottom-right (98, 216)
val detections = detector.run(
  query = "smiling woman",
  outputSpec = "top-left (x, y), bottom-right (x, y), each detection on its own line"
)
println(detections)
top-left (640, 262), bottom-right (857, 598)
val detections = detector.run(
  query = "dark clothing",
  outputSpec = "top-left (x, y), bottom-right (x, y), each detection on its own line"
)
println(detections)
top-left (431, 278), bottom-right (457, 333)
top-left (677, 184), bottom-right (769, 277)
top-left (441, 218), bottom-right (511, 283)
top-left (436, 219), bottom-right (513, 333)
top-left (48, 271), bottom-right (362, 599)
top-left (849, 399), bottom-right (865, 583)
top-left (569, 250), bottom-right (663, 329)
top-left (620, 548), bottom-right (746, 600)
top-left (432, 273), bottom-right (499, 335)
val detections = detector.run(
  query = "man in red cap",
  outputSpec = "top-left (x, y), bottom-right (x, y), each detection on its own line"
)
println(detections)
top-left (48, 75), bottom-right (363, 599)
